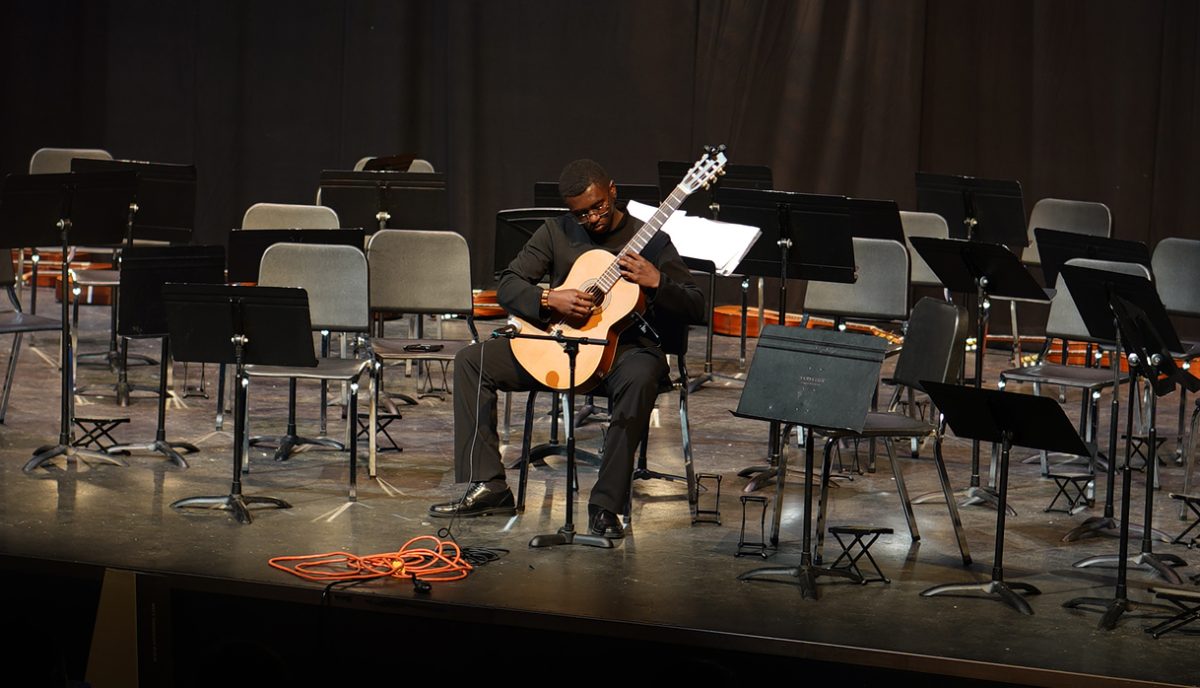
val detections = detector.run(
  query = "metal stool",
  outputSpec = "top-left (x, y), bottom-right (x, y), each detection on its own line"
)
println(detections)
top-left (1045, 471), bottom-right (1094, 514)
top-left (357, 411), bottom-right (402, 453)
top-left (1170, 493), bottom-right (1200, 547)
top-left (827, 525), bottom-right (893, 584)
top-left (1146, 587), bottom-right (1200, 638)
top-left (72, 417), bottom-right (130, 452)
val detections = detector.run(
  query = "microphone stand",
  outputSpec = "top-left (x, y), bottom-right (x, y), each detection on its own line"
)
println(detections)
top-left (494, 326), bottom-right (611, 548)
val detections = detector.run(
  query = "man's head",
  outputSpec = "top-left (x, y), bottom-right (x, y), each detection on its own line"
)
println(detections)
top-left (559, 159), bottom-right (619, 234)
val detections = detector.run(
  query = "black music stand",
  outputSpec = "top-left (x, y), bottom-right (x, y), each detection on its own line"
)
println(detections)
top-left (910, 237), bottom-right (1049, 512)
top-left (532, 182), bottom-right (660, 209)
top-left (69, 159), bottom-right (197, 378)
top-left (0, 171), bottom-right (139, 472)
top-left (915, 172), bottom-right (1027, 247)
top-left (1059, 265), bottom-right (1198, 628)
top-left (658, 162), bottom-right (773, 384)
top-left (164, 284), bottom-right (317, 524)
top-left (1034, 232), bottom-right (1152, 543)
top-left (716, 189), bottom-right (856, 493)
top-left (657, 162), bottom-right (773, 219)
top-left (493, 209), bottom-right (561, 284)
top-left (848, 198), bottom-right (905, 243)
top-left (734, 326), bottom-right (889, 599)
top-left (319, 170), bottom-right (447, 232)
top-left (920, 381), bottom-right (1091, 614)
top-left (104, 247), bottom-right (224, 467)
top-left (1034, 229), bottom-right (1151, 289)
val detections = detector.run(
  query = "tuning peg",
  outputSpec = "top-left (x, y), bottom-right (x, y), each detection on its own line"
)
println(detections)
top-left (718, 169), bottom-right (726, 176)
top-left (702, 144), bottom-right (713, 155)
top-left (717, 144), bottom-right (727, 153)
top-left (702, 182), bottom-right (711, 190)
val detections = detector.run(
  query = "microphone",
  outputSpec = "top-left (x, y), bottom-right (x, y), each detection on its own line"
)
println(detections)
top-left (491, 319), bottom-right (523, 339)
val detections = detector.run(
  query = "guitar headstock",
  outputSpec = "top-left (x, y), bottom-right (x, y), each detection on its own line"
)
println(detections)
top-left (678, 145), bottom-right (728, 196)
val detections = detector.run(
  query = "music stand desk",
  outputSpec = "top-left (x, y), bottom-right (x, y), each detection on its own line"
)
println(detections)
top-left (920, 381), bottom-right (1091, 615)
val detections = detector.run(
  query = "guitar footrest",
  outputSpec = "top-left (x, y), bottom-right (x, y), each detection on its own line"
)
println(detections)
top-left (737, 495), bottom-right (770, 558)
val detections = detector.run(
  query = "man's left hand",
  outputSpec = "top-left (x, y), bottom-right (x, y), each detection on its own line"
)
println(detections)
top-left (618, 252), bottom-right (660, 289)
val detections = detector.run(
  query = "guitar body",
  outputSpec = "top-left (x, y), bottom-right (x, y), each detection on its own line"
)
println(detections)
top-left (510, 248), bottom-right (644, 391)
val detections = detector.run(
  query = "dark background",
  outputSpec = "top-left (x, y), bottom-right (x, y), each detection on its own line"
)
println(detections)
top-left (3, 0), bottom-right (1198, 293)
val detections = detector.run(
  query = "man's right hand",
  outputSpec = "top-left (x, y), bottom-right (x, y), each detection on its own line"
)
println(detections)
top-left (546, 288), bottom-right (595, 321)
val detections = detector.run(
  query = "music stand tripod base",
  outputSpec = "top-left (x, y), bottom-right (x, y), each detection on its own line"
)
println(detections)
top-left (171, 494), bottom-right (292, 525)
top-left (24, 444), bottom-right (128, 473)
top-left (921, 580), bottom-right (1040, 615)
top-left (529, 524), bottom-right (614, 549)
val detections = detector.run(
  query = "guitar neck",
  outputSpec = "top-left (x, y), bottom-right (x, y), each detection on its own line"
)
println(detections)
top-left (596, 185), bottom-right (690, 292)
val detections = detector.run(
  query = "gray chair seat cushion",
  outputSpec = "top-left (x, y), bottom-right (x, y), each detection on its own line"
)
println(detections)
top-left (824, 411), bottom-right (933, 439)
top-left (1000, 363), bottom-right (1126, 389)
top-left (246, 358), bottom-right (370, 381)
top-left (72, 269), bottom-right (120, 286)
top-left (371, 337), bottom-right (470, 362)
top-left (0, 312), bottom-right (61, 334)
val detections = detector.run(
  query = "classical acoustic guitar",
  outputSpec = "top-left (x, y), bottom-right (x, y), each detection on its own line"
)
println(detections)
top-left (511, 147), bottom-right (728, 391)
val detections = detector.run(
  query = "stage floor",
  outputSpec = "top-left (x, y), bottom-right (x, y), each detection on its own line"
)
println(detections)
top-left (1, 293), bottom-right (1198, 686)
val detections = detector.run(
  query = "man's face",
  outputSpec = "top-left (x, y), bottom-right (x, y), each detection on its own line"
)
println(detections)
top-left (565, 181), bottom-right (617, 234)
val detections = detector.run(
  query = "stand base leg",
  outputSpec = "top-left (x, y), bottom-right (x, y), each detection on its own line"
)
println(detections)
top-left (1062, 595), bottom-right (1177, 630)
top-left (960, 485), bottom-right (1018, 516)
top-left (24, 443), bottom-right (128, 473)
top-left (106, 439), bottom-right (197, 469)
top-left (1062, 516), bottom-right (1170, 543)
top-left (739, 465), bottom-right (778, 493)
top-left (251, 434), bottom-right (344, 462)
top-left (686, 372), bottom-right (712, 395)
top-left (528, 443), bottom-right (601, 467)
top-left (738, 562), bottom-right (862, 600)
top-left (921, 579), bottom-right (1041, 615)
top-left (1072, 551), bottom-right (1187, 584)
top-left (529, 525), bottom-right (614, 549)
top-left (171, 492), bottom-right (292, 525)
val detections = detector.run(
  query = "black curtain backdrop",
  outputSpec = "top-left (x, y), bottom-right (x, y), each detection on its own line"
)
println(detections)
top-left (3, 0), bottom-right (1198, 293)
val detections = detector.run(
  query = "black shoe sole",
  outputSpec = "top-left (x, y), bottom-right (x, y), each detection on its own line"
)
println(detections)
top-left (428, 505), bottom-right (516, 519)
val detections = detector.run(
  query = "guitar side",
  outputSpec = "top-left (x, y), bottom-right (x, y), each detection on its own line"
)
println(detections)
top-left (510, 249), bottom-right (644, 391)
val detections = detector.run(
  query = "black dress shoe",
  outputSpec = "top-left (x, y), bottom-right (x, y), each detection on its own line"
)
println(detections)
top-left (429, 482), bottom-right (516, 518)
top-left (588, 505), bottom-right (624, 539)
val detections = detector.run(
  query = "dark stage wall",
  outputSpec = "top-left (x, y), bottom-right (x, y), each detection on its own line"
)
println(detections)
top-left (3, 0), bottom-right (1198, 288)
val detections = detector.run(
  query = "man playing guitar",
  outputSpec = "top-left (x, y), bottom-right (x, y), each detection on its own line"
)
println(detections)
top-left (429, 159), bottom-right (706, 538)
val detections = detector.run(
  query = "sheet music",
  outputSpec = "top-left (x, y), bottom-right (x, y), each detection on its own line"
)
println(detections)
top-left (627, 200), bottom-right (761, 276)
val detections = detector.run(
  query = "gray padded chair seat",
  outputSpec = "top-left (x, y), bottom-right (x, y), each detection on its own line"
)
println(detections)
top-left (72, 268), bottom-right (119, 287)
top-left (245, 358), bottom-right (371, 381)
top-left (371, 338), bottom-right (470, 362)
top-left (1001, 364), bottom-right (1128, 388)
top-left (0, 311), bottom-right (60, 334)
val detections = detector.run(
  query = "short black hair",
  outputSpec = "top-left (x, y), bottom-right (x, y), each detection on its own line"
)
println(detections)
top-left (558, 159), bottom-right (611, 199)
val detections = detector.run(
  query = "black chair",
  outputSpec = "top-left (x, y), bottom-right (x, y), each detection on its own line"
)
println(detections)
top-left (813, 297), bottom-right (973, 565)
top-left (0, 250), bottom-right (60, 423)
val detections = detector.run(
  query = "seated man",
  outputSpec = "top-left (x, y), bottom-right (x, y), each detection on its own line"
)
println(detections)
top-left (430, 159), bottom-right (706, 537)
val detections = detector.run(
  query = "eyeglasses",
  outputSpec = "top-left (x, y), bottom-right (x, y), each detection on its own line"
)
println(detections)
top-left (572, 198), bottom-right (612, 224)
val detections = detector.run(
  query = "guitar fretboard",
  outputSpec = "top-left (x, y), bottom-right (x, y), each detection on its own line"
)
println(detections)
top-left (595, 185), bottom-right (690, 293)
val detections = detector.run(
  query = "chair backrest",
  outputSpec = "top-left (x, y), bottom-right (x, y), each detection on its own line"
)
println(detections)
top-left (366, 229), bottom-right (473, 316)
top-left (258, 243), bottom-right (368, 332)
top-left (1046, 257), bottom-right (1150, 342)
top-left (407, 158), bottom-right (435, 173)
top-left (893, 297), bottom-right (968, 391)
top-left (900, 211), bottom-right (948, 289)
top-left (241, 203), bottom-right (339, 230)
top-left (29, 147), bottom-right (112, 174)
top-left (353, 157), bottom-right (435, 173)
top-left (1151, 237), bottom-right (1200, 318)
top-left (803, 237), bottom-right (909, 322)
top-left (1021, 198), bottom-right (1112, 265)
